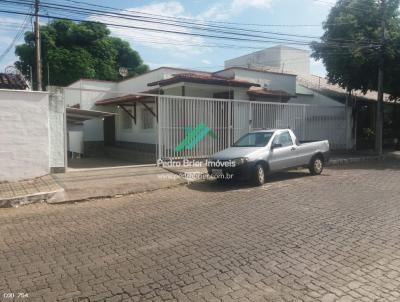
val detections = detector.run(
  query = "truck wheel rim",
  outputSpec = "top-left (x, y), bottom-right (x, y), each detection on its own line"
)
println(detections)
top-left (258, 167), bottom-right (264, 183)
top-left (314, 159), bottom-right (323, 172)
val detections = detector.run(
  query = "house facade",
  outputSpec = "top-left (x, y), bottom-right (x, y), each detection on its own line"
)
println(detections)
top-left (62, 63), bottom-right (352, 166)
top-left (64, 66), bottom-right (310, 159)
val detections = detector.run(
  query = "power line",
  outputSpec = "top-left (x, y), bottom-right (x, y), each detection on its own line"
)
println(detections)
top-left (42, 0), bottom-right (383, 45)
top-left (114, 32), bottom-right (378, 55)
top-left (0, 8), bottom-right (32, 63)
top-left (0, 2), bottom-right (382, 52)
top-left (0, 0), bottom-right (320, 44)
top-left (59, 0), bottom-right (372, 27)
top-left (0, 0), bottom-right (382, 46)
top-left (0, 9), bottom-right (318, 47)
top-left (34, 0), bottom-right (42, 90)
top-left (60, 0), bottom-right (328, 28)
top-left (0, 17), bottom-right (380, 53)
top-left (39, 0), bottom-right (322, 39)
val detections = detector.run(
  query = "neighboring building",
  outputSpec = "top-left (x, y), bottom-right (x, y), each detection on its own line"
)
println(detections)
top-left (0, 73), bottom-right (29, 90)
top-left (224, 47), bottom-right (345, 108)
top-left (297, 74), bottom-right (400, 150)
top-left (225, 45), bottom-right (310, 75)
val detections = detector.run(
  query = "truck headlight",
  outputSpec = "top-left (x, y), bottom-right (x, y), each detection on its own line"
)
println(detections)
top-left (233, 157), bottom-right (249, 166)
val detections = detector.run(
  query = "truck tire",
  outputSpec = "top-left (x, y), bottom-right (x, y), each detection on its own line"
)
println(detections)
top-left (309, 156), bottom-right (324, 175)
top-left (253, 164), bottom-right (265, 186)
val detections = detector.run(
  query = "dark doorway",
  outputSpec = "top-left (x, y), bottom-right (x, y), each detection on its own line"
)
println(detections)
top-left (104, 116), bottom-right (115, 146)
top-left (213, 91), bottom-right (234, 99)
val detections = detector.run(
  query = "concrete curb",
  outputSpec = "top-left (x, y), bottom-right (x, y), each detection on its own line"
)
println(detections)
top-left (46, 182), bottom-right (186, 205)
top-left (327, 155), bottom-right (387, 167)
top-left (0, 188), bottom-right (64, 208)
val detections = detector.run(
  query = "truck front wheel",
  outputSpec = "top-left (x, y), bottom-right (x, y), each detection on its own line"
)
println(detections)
top-left (309, 156), bottom-right (324, 175)
top-left (253, 164), bottom-right (265, 186)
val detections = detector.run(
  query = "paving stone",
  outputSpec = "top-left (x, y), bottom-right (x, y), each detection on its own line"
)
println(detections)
top-left (1, 160), bottom-right (400, 301)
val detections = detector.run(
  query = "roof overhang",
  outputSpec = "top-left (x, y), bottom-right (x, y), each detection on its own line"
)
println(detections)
top-left (95, 94), bottom-right (154, 106)
top-left (66, 107), bottom-right (116, 123)
top-left (148, 75), bottom-right (260, 88)
top-left (247, 87), bottom-right (295, 101)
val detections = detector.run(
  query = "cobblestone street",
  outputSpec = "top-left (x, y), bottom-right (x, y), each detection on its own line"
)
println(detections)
top-left (1, 160), bottom-right (400, 302)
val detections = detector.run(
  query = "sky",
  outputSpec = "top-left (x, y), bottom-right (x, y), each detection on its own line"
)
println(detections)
top-left (0, 0), bottom-right (335, 76)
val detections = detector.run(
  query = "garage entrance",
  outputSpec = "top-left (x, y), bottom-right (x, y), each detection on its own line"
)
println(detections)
top-left (63, 87), bottom-right (158, 170)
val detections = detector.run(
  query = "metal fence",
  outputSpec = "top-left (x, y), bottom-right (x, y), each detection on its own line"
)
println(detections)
top-left (157, 95), bottom-right (347, 160)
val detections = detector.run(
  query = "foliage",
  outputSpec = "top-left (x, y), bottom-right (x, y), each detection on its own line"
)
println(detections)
top-left (311, 0), bottom-right (400, 98)
top-left (15, 20), bottom-right (149, 87)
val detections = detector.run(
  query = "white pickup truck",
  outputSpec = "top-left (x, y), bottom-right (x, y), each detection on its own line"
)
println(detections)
top-left (207, 129), bottom-right (330, 185)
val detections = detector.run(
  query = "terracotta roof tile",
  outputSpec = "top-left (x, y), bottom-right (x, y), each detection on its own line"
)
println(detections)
top-left (95, 94), bottom-right (147, 106)
top-left (247, 86), bottom-right (292, 98)
top-left (0, 73), bottom-right (28, 90)
top-left (148, 73), bottom-right (260, 88)
top-left (297, 74), bottom-right (397, 103)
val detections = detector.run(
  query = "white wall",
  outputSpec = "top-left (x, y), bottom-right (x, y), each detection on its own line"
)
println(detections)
top-left (118, 68), bottom-right (166, 92)
top-left (223, 68), bottom-right (297, 95)
top-left (64, 80), bottom-right (117, 142)
top-left (116, 103), bottom-right (157, 144)
top-left (225, 46), bottom-right (310, 75)
top-left (280, 46), bottom-right (310, 75)
top-left (0, 90), bottom-right (50, 181)
top-left (163, 83), bottom-right (250, 100)
top-left (117, 67), bottom-right (204, 93)
top-left (48, 86), bottom-right (66, 170)
top-left (225, 48), bottom-right (281, 69)
top-left (293, 85), bottom-right (344, 106)
top-left (64, 74), bottom-right (180, 143)
top-left (64, 79), bottom-right (116, 110)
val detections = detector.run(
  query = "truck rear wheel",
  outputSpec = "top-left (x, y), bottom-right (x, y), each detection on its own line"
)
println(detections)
top-left (309, 156), bottom-right (324, 175)
top-left (253, 164), bottom-right (265, 186)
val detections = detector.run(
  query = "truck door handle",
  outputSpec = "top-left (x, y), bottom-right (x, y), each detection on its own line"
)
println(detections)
top-left (291, 147), bottom-right (296, 151)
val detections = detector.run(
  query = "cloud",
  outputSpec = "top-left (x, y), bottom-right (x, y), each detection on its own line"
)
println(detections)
top-left (90, 1), bottom-right (208, 56)
top-left (0, 33), bottom-right (13, 45)
top-left (146, 61), bottom-right (182, 69)
top-left (231, 0), bottom-right (273, 10)
top-left (200, 0), bottom-right (273, 21)
top-left (201, 59), bottom-right (211, 65)
top-left (89, 0), bottom-right (274, 57)
top-left (310, 59), bottom-right (327, 77)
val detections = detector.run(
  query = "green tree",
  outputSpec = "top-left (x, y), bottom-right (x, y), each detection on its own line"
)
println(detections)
top-left (311, 0), bottom-right (400, 98)
top-left (15, 20), bottom-right (149, 87)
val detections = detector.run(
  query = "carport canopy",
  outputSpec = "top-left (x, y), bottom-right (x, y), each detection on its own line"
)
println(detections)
top-left (95, 94), bottom-right (157, 124)
top-left (66, 107), bottom-right (116, 124)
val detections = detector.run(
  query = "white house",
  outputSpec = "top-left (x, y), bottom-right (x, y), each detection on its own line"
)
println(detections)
top-left (63, 66), bottom-right (304, 161)
top-left (62, 59), bottom-right (352, 167)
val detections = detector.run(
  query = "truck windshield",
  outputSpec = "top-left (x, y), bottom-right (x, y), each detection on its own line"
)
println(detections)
top-left (233, 132), bottom-right (274, 147)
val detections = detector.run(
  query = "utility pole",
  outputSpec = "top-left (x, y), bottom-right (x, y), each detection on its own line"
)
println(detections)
top-left (34, 0), bottom-right (42, 91)
top-left (375, 0), bottom-right (386, 155)
top-left (47, 62), bottom-right (50, 86)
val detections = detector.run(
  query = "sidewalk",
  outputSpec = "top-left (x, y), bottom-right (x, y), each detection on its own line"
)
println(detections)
top-left (0, 175), bottom-right (63, 208)
top-left (1, 151), bottom-right (398, 208)
top-left (50, 165), bottom-right (185, 204)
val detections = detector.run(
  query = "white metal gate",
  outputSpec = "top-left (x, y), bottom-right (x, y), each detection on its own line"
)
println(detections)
top-left (157, 95), bottom-right (347, 160)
